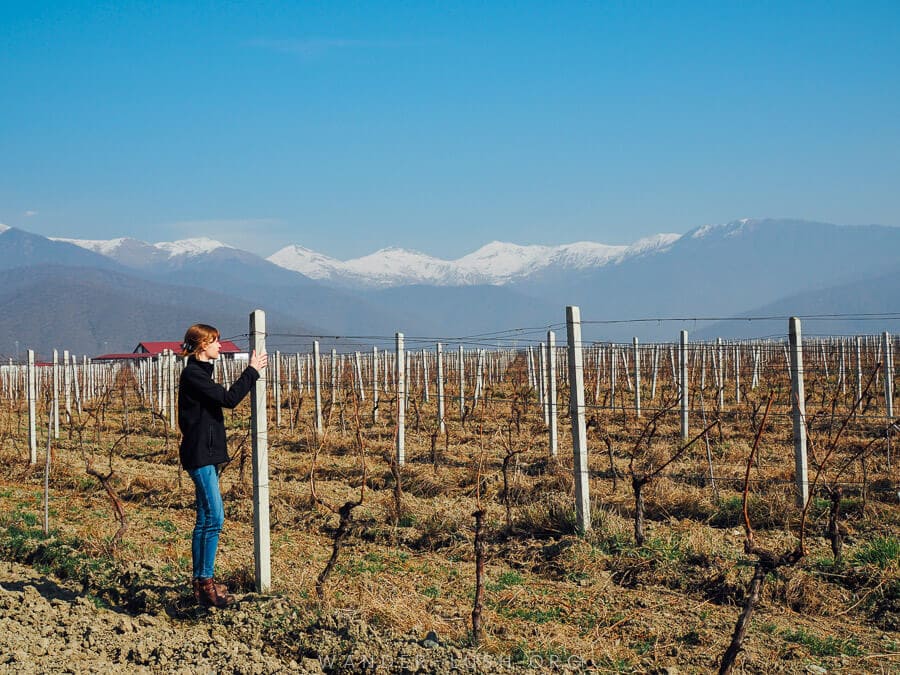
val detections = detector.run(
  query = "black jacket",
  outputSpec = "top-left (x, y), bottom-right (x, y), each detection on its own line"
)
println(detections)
top-left (178, 356), bottom-right (260, 470)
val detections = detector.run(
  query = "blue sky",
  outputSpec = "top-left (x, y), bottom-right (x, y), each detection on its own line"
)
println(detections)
top-left (2, 1), bottom-right (899, 258)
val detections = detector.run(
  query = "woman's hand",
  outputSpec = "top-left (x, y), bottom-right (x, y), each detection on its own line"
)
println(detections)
top-left (249, 350), bottom-right (268, 373)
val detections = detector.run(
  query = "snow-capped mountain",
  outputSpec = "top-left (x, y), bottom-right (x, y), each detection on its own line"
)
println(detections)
top-left (2, 218), bottom-right (900, 352)
top-left (267, 233), bottom-right (681, 288)
top-left (690, 217), bottom-right (754, 240)
top-left (52, 236), bottom-right (235, 268)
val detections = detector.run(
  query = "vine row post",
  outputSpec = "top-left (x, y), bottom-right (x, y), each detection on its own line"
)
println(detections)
top-left (249, 309), bottom-right (271, 593)
top-left (566, 306), bottom-right (591, 534)
top-left (789, 317), bottom-right (809, 507)
top-left (436, 343), bottom-right (445, 434)
top-left (547, 330), bottom-right (558, 458)
top-left (313, 340), bottom-right (323, 436)
top-left (396, 332), bottom-right (405, 466)
top-left (28, 349), bottom-right (37, 464)
top-left (680, 330), bottom-right (689, 441)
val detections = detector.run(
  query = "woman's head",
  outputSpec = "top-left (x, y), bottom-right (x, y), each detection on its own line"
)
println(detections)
top-left (181, 324), bottom-right (220, 358)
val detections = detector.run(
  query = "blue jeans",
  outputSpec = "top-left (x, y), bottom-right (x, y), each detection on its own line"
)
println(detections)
top-left (188, 464), bottom-right (224, 579)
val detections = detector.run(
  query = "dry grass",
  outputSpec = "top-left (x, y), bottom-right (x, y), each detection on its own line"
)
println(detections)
top-left (0, 357), bottom-right (897, 673)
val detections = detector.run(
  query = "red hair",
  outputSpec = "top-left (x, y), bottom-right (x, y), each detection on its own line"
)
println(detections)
top-left (181, 324), bottom-right (219, 358)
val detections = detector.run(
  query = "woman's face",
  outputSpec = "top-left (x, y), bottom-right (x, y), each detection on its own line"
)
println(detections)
top-left (199, 336), bottom-right (221, 360)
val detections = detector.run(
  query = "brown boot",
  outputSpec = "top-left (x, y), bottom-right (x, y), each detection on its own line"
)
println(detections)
top-left (192, 578), bottom-right (229, 603)
top-left (197, 577), bottom-right (235, 608)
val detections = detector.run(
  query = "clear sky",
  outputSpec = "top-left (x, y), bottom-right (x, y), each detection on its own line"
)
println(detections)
top-left (2, 1), bottom-right (899, 259)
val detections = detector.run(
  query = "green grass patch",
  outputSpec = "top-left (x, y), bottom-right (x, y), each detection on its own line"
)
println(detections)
top-left (498, 605), bottom-right (563, 623)
top-left (0, 520), bottom-right (108, 582)
top-left (781, 628), bottom-right (864, 657)
top-left (594, 532), bottom-right (630, 555)
top-left (631, 636), bottom-right (657, 655)
top-left (342, 552), bottom-right (386, 575)
top-left (637, 534), bottom-right (687, 562)
top-left (852, 536), bottom-right (899, 569)
top-left (155, 518), bottom-right (177, 534)
top-left (487, 570), bottom-right (524, 592)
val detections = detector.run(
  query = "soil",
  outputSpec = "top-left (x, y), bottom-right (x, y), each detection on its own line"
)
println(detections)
top-left (0, 560), bottom-right (533, 674)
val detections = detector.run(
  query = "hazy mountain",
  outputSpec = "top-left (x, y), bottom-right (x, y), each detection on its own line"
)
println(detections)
top-left (359, 285), bottom-right (561, 341)
top-left (0, 265), bottom-right (323, 359)
top-left (0, 227), bottom-right (122, 271)
top-left (50, 236), bottom-right (236, 269)
top-left (697, 263), bottom-right (900, 340)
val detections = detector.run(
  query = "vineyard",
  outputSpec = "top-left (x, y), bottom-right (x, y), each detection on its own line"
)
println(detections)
top-left (0, 310), bottom-right (897, 673)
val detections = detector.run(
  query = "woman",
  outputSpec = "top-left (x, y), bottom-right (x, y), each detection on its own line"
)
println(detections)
top-left (178, 323), bottom-right (267, 607)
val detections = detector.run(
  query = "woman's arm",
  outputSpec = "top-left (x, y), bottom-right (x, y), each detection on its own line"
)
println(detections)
top-left (182, 363), bottom-right (260, 409)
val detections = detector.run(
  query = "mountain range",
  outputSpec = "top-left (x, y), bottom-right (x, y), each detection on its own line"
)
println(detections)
top-left (266, 234), bottom-right (681, 288)
top-left (0, 218), bottom-right (898, 358)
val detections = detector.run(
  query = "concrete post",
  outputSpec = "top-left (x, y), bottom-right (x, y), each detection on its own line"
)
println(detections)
top-left (273, 351), bottom-right (281, 427)
top-left (789, 318), bottom-right (809, 507)
top-left (856, 336), bottom-right (863, 404)
top-left (168, 351), bottom-right (176, 426)
top-left (396, 333), bottom-right (405, 465)
top-left (52, 350), bottom-right (59, 439)
top-left (313, 341), bottom-right (323, 435)
top-left (751, 347), bottom-right (759, 389)
top-left (610, 345), bottom-right (617, 409)
top-left (458, 345), bottom-right (465, 422)
top-left (701, 345), bottom-right (708, 390)
top-left (27, 350), bottom-right (37, 464)
top-left (622, 349), bottom-right (633, 392)
top-left (354, 351), bottom-right (365, 402)
top-left (306, 353), bottom-right (311, 393)
top-left (717, 337), bottom-right (725, 409)
top-left (547, 331), bottom-right (558, 458)
top-left (156, 352), bottom-right (164, 414)
top-left (526, 346), bottom-right (535, 389)
top-left (680, 331), bottom-right (689, 441)
top-left (330, 349), bottom-right (337, 405)
top-left (538, 344), bottom-right (547, 424)
top-left (473, 349), bottom-right (484, 408)
top-left (405, 352), bottom-right (411, 408)
top-left (437, 343), bottom-right (445, 434)
top-left (372, 347), bottom-right (379, 422)
top-left (249, 310), bottom-right (271, 593)
top-left (633, 338), bottom-right (641, 417)
top-left (883, 332), bottom-right (894, 421)
top-left (73, 357), bottom-right (82, 415)
top-left (422, 349), bottom-right (429, 403)
top-left (63, 350), bottom-right (71, 423)
top-left (566, 307), bottom-right (591, 534)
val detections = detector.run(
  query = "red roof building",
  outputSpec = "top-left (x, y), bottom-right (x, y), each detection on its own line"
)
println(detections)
top-left (94, 340), bottom-right (244, 362)
top-left (134, 341), bottom-right (242, 356)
